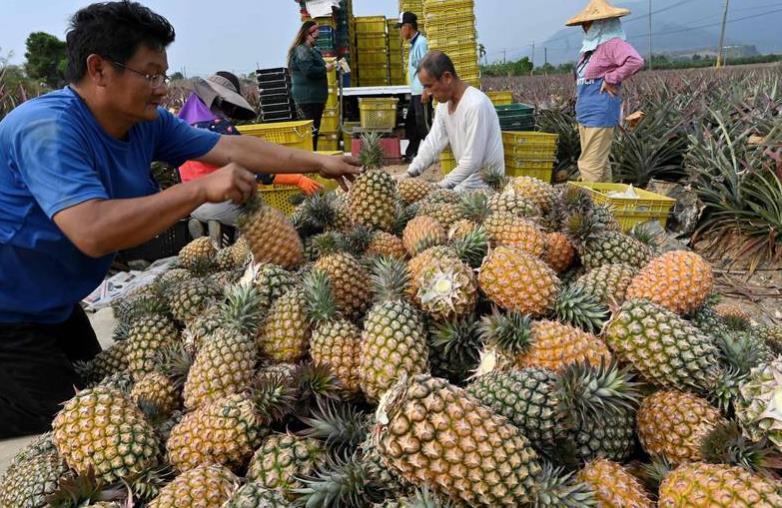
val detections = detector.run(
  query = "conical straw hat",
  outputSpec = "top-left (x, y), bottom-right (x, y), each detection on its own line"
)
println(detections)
top-left (566, 0), bottom-right (631, 26)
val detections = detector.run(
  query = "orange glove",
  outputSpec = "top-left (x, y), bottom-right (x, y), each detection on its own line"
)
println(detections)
top-left (273, 173), bottom-right (323, 195)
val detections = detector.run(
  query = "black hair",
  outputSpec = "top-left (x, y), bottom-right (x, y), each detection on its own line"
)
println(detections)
top-left (65, 1), bottom-right (175, 83)
top-left (419, 50), bottom-right (458, 80)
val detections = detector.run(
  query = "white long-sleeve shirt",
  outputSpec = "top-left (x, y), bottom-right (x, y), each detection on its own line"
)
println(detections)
top-left (406, 86), bottom-right (505, 191)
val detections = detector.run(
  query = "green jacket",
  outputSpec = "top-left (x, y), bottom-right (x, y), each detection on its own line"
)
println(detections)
top-left (289, 44), bottom-right (328, 105)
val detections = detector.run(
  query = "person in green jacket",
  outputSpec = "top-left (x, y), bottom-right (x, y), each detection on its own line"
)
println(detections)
top-left (288, 21), bottom-right (335, 151)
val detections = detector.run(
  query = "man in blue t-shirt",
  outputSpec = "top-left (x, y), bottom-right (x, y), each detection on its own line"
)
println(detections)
top-left (0, 1), bottom-right (360, 438)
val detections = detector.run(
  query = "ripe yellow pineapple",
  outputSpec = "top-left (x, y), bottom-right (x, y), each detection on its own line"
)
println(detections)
top-left (478, 246), bottom-right (561, 317)
top-left (572, 263), bottom-right (638, 306)
top-left (483, 212), bottom-right (546, 256)
top-left (402, 215), bottom-right (447, 256)
top-left (178, 237), bottom-right (217, 272)
top-left (167, 277), bottom-right (222, 325)
top-left (366, 231), bottom-right (407, 260)
top-left (149, 463), bottom-right (239, 508)
top-left (637, 390), bottom-right (726, 464)
top-left (414, 256), bottom-right (477, 321)
top-left (506, 176), bottom-right (556, 213)
top-left (237, 196), bottom-right (304, 269)
top-left (0, 451), bottom-right (72, 508)
top-left (52, 386), bottom-right (160, 484)
top-left (349, 133), bottom-right (398, 232)
top-left (658, 462), bottom-right (782, 507)
top-left (416, 201), bottom-right (466, 230)
top-left (406, 245), bottom-right (458, 301)
top-left (131, 371), bottom-right (180, 416)
top-left (313, 252), bottom-right (372, 321)
top-left (374, 374), bottom-right (542, 506)
top-left (448, 219), bottom-right (479, 240)
top-left (577, 459), bottom-right (653, 508)
top-left (259, 288), bottom-right (310, 363)
top-left (487, 191), bottom-right (541, 219)
top-left (625, 250), bottom-right (713, 315)
top-left (126, 314), bottom-right (180, 380)
top-left (359, 257), bottom-right (429, 402)
top-left (246, 433), bottom-right (326, 498)
top-left (230, 236), bottom-right (252, 266)
top-left (543, 232), bottom-right (576, 273)
top-left (397, 178), bottom-right (435, 205)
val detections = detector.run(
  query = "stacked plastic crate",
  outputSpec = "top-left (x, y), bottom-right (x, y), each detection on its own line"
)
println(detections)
top-left (355, 16), bottom-right (390, 87)
top-left (319, 57), bottom-right (341, 151)
top-left (423, 0), bottom-right (480, 87)
top-left (387, 19), bottom-right (406, 85)
top-left (336, 0), bottom-right (354, 86)
top-left (256, 68), bottom-right (296, 123)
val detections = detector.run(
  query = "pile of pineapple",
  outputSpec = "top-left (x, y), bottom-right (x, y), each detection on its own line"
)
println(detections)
top-left (3, 135), bottom-right (782, 507)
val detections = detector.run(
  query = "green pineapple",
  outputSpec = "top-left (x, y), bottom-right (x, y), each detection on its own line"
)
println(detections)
top-left (349, 133), bottom-right (399, 232)
top-left (246, 433), bottom-right (327, 498)
top-left (126, 313), bottom-right (180, 380)
top-left (167, 277), bottom-right (222, 324)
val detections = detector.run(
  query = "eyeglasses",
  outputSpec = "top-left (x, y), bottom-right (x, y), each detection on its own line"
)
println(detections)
top-left (110, 60), bottom-right (170, 88)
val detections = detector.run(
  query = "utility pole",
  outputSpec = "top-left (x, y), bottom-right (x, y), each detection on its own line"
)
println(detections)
top-left (531, 41), bottom-right (535, 76)
top-left (544, 47), bottom-right (548, 66)
top-left (502, 49), bottom-right (506, 63)
top-left (716, 0), bottom-right (730, 68)
top-left (648, 0), bottom-right (653, 70)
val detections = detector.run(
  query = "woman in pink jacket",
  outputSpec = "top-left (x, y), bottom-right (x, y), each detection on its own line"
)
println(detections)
top-left (567, 0), bottom-right (645, 182)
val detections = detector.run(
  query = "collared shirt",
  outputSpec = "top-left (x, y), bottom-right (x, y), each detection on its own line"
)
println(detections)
top-left (407, 32), bottom-right (428, 96)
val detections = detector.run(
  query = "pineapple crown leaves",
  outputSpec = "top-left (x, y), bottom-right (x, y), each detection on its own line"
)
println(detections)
top-left (715, 331), bottom-right (773, 377)
top-left (358, 132), bottom-right (385, 170)
top-left (531, 462), bottom-right (598, 507)
top-left (393, 202), bottom-right (419, 236)
top-left (295, 192), bottom-right (338, 234)
top-left (343, 225), bottom-right (372, 255)
top-left (480, 166), bottom-right (509, 192)
top-left (217, 283), bottom-right (266, 336)
top-left (458, 190), bottom-right (491, 223)
top-left (303, 270), bottom-right (341, 325)
top-left (396, 487), bottom-right (455, 508)
top-left (556, 360), bottom-right (642, 426)
top-left (251, 372), bottom-right (300, 424)
top-left (478, 308), bottom-right (533, 355)
top-left (292, 451), bottom-right (385, 508)
top-left (428, 318), bottom-right (483, 380)
top-left (449, 226), bottom-right (489, 268)
top-left (701, 420), bottom-right (782, 478)
top-left (306, 231), bottom-right (349, 261)
top-left (46, 469), bottom-right (129, 508)
top-left (295, 362), bottom-right (344, 409)
top-left (552, 286), bottom-right (610, 334)
top-left (155, 342), bottom-right (194, 390)
top-left (369, 256), bottom-right (412, 303)
top-left (638, 456), bottom-right (675, 493)
top-left (297, 398), bottom-right (370, 452)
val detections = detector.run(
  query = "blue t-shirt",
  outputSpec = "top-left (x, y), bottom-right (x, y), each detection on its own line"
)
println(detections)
top-left (575, 53), bottom-right (622, 128)
top-left (0, 87), bottom-right (220, 324)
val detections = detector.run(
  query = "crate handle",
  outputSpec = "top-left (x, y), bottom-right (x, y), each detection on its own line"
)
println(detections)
top-left (292, 126), bottom-right (310, 139)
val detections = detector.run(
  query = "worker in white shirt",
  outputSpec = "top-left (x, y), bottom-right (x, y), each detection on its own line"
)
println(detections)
top-left (398, 51), bottom-right (504, 191)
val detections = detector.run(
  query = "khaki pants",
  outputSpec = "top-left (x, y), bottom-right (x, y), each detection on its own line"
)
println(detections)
top-left (578, 125), bottom-right (615, 182)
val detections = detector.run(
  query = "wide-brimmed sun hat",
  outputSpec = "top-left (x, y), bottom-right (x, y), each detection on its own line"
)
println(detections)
top-left (566, 0), bottom-right (631, 26)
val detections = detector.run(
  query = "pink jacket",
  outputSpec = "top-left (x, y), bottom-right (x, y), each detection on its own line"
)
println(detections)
top-left (579, 38), bottom-right (645, 85)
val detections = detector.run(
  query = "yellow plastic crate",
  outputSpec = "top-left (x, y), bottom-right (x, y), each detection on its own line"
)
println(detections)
top-left (505, 163), bottom-right (554, 182)
top-left (325, 57), bottom-right (337, 86)
top-left (502, 131), bottom-right (558, 158)
top-left (424, 0), bottom-right (474, 15)
top-left (258, 185), bottom-right (300, 216)
top-left (568, 182), bottom-right (677, 232)
top-left (487, 91), bottom-right (514, 106)
top-left (318, 133), bottom-right (340, 152)
top-left (355, 16), bottom-right (387, 33)
top-left (358, 34), bottom-right (389, 50)
top-left (440, 149), bottom-right (457, 173)
top-left (237, 120), bottom-right (313, 151)
top-left (358, 49), bottom-right (390, 65)
top-left (326, 87), bottom-right (338, 108)
top-left (320, 108), bottom-right (339, 134)
top-left (359, 97), bottom-right (398, 129)
top-left (342, 121), bottom-right (360, 149)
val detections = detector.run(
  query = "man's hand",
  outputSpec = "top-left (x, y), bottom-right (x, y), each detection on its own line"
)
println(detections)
top-left (198, 163), bottom-right (257, 204)
top-left (601, 81), bottom-right (619, 97)
top-left (318, 155), bottom-right (362, 191)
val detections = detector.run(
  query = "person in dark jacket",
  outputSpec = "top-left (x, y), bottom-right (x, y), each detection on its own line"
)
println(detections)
top-left (288, 21), bottom-right (335, 151)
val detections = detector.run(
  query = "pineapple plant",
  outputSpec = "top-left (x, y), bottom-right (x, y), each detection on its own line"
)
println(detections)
top-left (402, 215), bottom-right (447, 256)
top-left (237, 196), bottom-right (304, 269)
top-left (0, 452), bottom-right (72, 508)
top-left (397, 178), bottom-right (435, 205)
top-left (414, 256), bottom-right (477, 321)
top-left (52, 386), bottom-right (160, 484)
top-left (625, 250), bottom-right (713, 315)
top-left (125, 313), bottom-right (180, 380)
top-left (478, 246), bottom-right (561, 317)
top-left (576, 459), bottom-right (654, 508)
top-left (225, 482), bottom-right (288, 507)
top-left (359, 257), bottom-right (429, 402)
top-left (313, 251), bottom-right (372, 320)
top-left (483, 212), bottom-right (546, 257)
top-left (178, 237), bottom-right (217, 272)
top-left (349, 132), bottom-right (399, 231)
top-left (367, 231), bottom-right (408, 260)
top-left (658, 462), bottom-right (782, 507)
top-left (246, 433), bottom-right (326, 498)
top-left (603, 299), bottom-right (722, 391)
top-left (148, 463), bottom-right (239, 507)
top-left (543, 232), bottom-right (576, 273)
top-left (571, 263), bottom-right (638, 307)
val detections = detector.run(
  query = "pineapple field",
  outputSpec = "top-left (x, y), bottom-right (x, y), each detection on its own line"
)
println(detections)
top-left (3, 127), bottom-right (782, 507)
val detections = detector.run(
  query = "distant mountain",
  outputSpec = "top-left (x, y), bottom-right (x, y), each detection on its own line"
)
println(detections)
top-left (538, 0), bottom-right (782, 65)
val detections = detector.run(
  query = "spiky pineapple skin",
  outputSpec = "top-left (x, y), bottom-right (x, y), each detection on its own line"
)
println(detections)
top-left (246, 434), bottom-right (326, 497)
top-left (252, 263), bottom-right (297, 309)
top-left (367, 231), bottom-right (408, 260)
top-left (225, 482), bottom-right (288, 507)
top-left (178, 237), bottom-right (216, 271)
top-left (568, 407), bottom-right (637, 463)
top-left (487, 192), bottom-right (540, 219)
top-left (658, 462), bottom-right (782, 507)
top-left (572, 263), bottom-right (638, 306)
top-left (52, 386), bottom-right (160, 484)
top-left (126, 314), bottom-right (180, 380)
top-left (398, 178), bottom-right (434, 205)
top-left (259, 288), bottom-right (310, 363)
top-left (75, 340), bottom-right (129, 385)
top-left (506, 176), bottom-right (556, 213)
top-left (313, 252), bottom-right (372, 320)
top-left (0, 452), bottom-right (72, 508)
top-left (349, 169), bottom-right (398, 231)
top-left (239, 203), bottom-right (304, 269)
top-left (167, 278), bottom-right (222, 325)
top-left (577, 459), bottom-right (654, 508)
top-left (374, 374), bottom-right (542, 507)
top-left (581, 230), bottom-right (654, 270)
top-left (149, 463), bottom-right (239, 508)
top-left (521, 320), bottom-right (611, 373)
top-left (131, 371), bottom-right (180, 416)
top-left (414, 257), bottom-right (477, 321)
top-left (625, 250), bottom-right (713, 315)
top-left (483, 212), bottom-right (546, 257)
top-left (736, 357), bottom-right (782, 451)
top-left (403, 215), bottom-right (447, 256)
top-left (310, 318), bottom-right (362, 396)
top-left (543, 232), bottom-right (576, 272)
top-left (478, 246), bottom-right (561, 317)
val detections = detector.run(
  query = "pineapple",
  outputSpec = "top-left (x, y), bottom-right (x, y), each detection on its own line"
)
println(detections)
top-left (349, 133), bottom-right (398, 231)
top-left (373, 373), bottom-right (542, 506)
top-left (126, 313), bottom-right (180, 380)
top-left (487, 192), bottom-right (541, 219)
top-left (359, 257), bottom-right (429, 402)
top-left (252, 263), bottom-right (297, 310)
top-left (625, 250), bottom-right (713, 315)
top-left (416, 202), bottom-right (466, 230)
top-left (414, 256), bottom-right (477, 321)
top-left (313, 252), bottom-right (372, 320)
top-left (447, 219), bottom-right (479, 241)
top-left (397, 178), bottom-right (435, 205)
top-left (407, 245), bottom-right (458, 300)
top-left (259, 287), bottom-right (310, 363)
top-left (74, 340), bottom-right (129, 386)
top-left (543, 232), bottom-right (576, 273)
top-left (131, 371), bottom-right (180, 417)
top-left (0, 452), bottom-right (71, 508)
top-left (225, 482), bottom-right (288, 507)
top-left (577, 459), bottom-right (654, 508)
top-left (238, 196), bottom-right (304, 269)
top-left (154, 268), bottom-right (193, 295)
top-left (567, 213), bottom-right (654, 270)
top-left (506, 176), bottom-right (556, 213)
top-left (552, 285), bottom-right (611, 334)
top-left (230, 236), bottom-right (252, 267)
top-left (571, 263), bottom-right (638, 306)
top-left (421, 188), bottom-right (459, 206)
top-left (658, 462), bottom-right (782, 507)
top-left (167, 277), bottom-right (222, 324)
top-left (149, 464), bottom-right (239, 508)
top-left (427, 317), bottom-right (482, 384)
top-left (637, 390), bottom-right (726, 464)
top-left (304, 271), bottom-right (362, 396)
top-left (367, 231), bottom-right (408, 260)
top-left (715, 302), bottom-right (753, 329)
top-left (483, 212), bottom-right (546, 256)
top-left (478, 310), bottom-right (612, 374)
top-left (246, 433), bottom-right (326, 498)
top-left (178, 237), bottom-right (217, 272)
top-left (52, 386), bottom-right (160, 484)
top-left (736, 357), bottom-right (782, 451)
top-left (329, 191), bottom-right (355, 232)
top-left (478, 246), bottom-right (561, 317)
top-left (403, 215), bottom-right (447, 256)
top-left (604, 299), bottom-right (722, 391)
